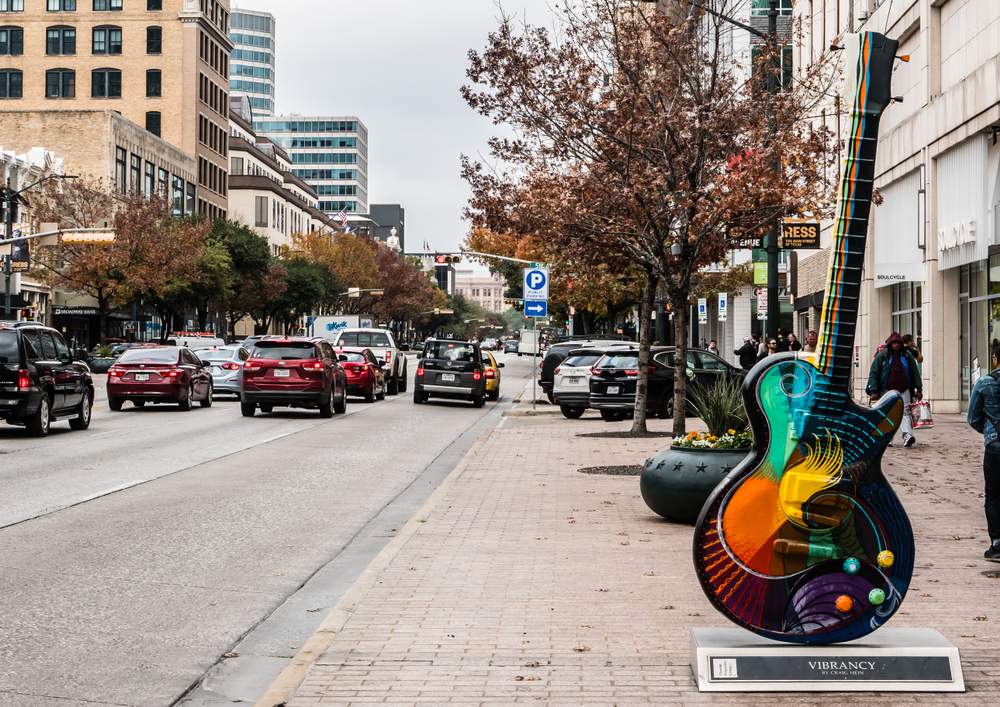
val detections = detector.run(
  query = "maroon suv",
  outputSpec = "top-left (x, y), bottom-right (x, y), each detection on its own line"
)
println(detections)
top-left (107, 346), bottom-right (213, 411)
top-left (240, 336), bottom-right (347, 417)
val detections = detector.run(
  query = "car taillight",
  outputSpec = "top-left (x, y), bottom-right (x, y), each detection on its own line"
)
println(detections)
top-left (165, 369), bottom-right (183, 378)
top-left (17, 369), bottom-right (30, 391)
top-left (485, 369), bottom-right (495, 378)
top-left (245, 362), bottom-right (262, 371)
top-left (108, 368), bottom-right (122, 378)
top-left (590, 367), bottom-right (600, 375)
top-left (553, 367), bottom-right (561, 375)
top-left (473, 370), bottom-right (482, 381)
top-left (625, 369), bottom-right (638, 376)
top-left (303, 361), bottom-right (324, 370)
top-left (648, 365), bottom-right (656, 373)
top-left (385, 351), bottom-right (392, 363)
top-left (222, 362), bottom-right (240, 371)
top-left (417, 367), bottom-right (424, 377)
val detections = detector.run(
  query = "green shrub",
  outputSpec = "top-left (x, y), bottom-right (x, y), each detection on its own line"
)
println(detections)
top-left (688, 376), bottom-right (749, 438)
top-left (97, 344), bottom-right (114, 358)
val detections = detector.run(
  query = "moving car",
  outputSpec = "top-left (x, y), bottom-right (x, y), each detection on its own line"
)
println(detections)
top-left (483, 350), bottom-right (504, 401)
top-left (240, 336), bottom-right (347, 417)
top-left (413, 338), bottom-right (488, 407)
top-left (551, 347), bottom-right (617, 419)
top-left (589, 347), bottom-right (745, 422)
top-left (197, 345), bottom-right (248, 396)
top-left (165, 333), bottom-right (227, 349)
top-left (329, 328), bottom-right (408, 395)
top-left (0, 322), bottom-right (95, 436)
top-left (337, 346), bottom-right (386, 402)
top-left (503, 339), bottom-right (519, 354)
top-left (540, 339), bottom-right (634, 404)
top-left (107, 346), bottom-right (214, 411)
top-left (239, 335), bottom-right (264, 351)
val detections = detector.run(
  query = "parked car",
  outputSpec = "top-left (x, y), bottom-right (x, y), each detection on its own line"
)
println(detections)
top-left (240, 336), bottom-right (347, 417)
top-left (197, 345), bottom-right (248, 396)
top-left (552, 347), bottom-right (620, 419)
top-left (413, 338), bottom-right (488, 407)
top-left (337, 346), bottom-right (386, 402)
top-left (329, 328), bottom-right (408, 395)
top-left (503, 339), bottom-right (519, 354)
top-left (0, 322), bottom-right (95, 436)
top-left (540, 339), bottom-right (636, 404)
top-left (107, 346), bottom-right (213, 411)
top-left (589, 347), bottom-right (745, 422)
top-left (483, 351), bottom-right (504, 401)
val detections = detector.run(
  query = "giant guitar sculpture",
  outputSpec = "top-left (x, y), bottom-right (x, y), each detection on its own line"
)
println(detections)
top-left (693, 32), bottom-right (912, 644)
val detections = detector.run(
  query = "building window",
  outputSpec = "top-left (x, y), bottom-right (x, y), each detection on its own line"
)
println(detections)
top-left (146, 69), bottom-right (160, 97)
top-left (47, 0), bottom-right (76, 10)
top-left (46, 26), bottom-right (74, 54)
top-left (0, 1), bottom-right (24, 12)
top-left (231, 156), bottom-right (243, 175)
top-left (145, 111), bottom-right (161, 137)
top-left (157, 167), bottom-right (167, 196)
top-left (147, 0), bottom-right (161, 10)
top-left (751, 0), bottom-right (792, 15)
top-left (115, 146), bottom-right (126, 194)
top-left (255, 195), bottom-right (267, 227)
top-left (45, 68), bottom-right (74, 98)
top-left (0, 26), bottom-right (23, 55)
top-left (93, 0), bottom-right (121, 9)
top-left (146, 25), bottom-right (161, 54)
top-left (92, 26), bottom-right (121, 54)
top-left (130, 154), bottom-right (141, 194)
top-left (144, 160), bottom-right (154, 197)
top-left (0, 69), bottom-right (21, 98)
top-left (186, 182), bottom-right (195, 214)
top-left (91, 68), bottom-right (121, 98)
top-left (171, 175), bottom-right (183, 215)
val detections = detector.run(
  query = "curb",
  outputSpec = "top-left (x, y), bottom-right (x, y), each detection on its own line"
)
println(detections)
top-left (502, 407), bottom-right (564, 417)
top-left (252, 427), bottom-right (497, 707)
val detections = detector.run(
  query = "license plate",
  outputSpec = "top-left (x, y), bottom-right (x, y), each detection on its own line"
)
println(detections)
top-left (568, 377), bottom-right (580, 384)
top-left (441, 373), bottom-right (456, 382)
top-left (135, 373), bottom-right (149, 381)
top-left (274, 369), bottom-right (290, 377)
top-left (607, 385), bottom-right (620, 394)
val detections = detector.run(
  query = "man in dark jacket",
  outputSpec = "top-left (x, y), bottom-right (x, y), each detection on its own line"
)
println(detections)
top-left (867, 331), bottom-right (923, 447)
top-left (734, 336), bottom-right (757, 370)
top-left (967, 345), bottom-right (1000, 562)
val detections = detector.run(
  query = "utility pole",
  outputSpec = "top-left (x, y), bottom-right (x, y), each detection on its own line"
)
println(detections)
top-left (765, 0), bottom-right (781, 341)
top-left (4, 180), bottom-right (15, 317)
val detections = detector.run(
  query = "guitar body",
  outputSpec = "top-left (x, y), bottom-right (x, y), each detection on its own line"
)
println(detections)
top-left (692, 32), bottom-right (914, 644)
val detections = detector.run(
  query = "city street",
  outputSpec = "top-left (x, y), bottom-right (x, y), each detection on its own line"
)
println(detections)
top-left (0, 352), bottom-right (531, 707)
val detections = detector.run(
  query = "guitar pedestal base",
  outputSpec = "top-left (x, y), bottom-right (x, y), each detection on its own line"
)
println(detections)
top-left (690, 627), bottom-right (964, 692)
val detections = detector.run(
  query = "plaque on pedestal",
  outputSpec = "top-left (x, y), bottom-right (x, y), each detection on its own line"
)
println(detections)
top-left (690, 627), bottom-right (964, 692)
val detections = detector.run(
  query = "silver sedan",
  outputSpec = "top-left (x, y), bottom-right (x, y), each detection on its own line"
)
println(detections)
top-left (197, 345), bottom-right (248, 396)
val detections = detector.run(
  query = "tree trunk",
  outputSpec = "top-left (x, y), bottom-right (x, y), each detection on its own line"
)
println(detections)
top-left (197, 299), bottom-right (209, 332)
top-left (671, 293), bottom-right (689, 437)
top-left (630, 273), bottom-right (659, 435)
top-left (98, 293), bottom-right (108, 346)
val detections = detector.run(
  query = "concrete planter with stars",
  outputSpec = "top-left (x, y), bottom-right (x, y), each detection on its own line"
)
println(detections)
top-left (639, 446), bottom-right (751, 524)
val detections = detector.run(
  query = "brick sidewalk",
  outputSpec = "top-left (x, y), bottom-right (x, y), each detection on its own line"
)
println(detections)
top-left (288, 415), bottom-right (1000, 705)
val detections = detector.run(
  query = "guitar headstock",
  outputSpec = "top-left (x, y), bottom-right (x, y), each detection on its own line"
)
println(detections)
top-left (841, 32), bottom-right (900, 117)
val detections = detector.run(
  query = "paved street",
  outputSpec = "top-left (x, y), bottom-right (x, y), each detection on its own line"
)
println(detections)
top-left (0, 353), bottom-right (532, 707)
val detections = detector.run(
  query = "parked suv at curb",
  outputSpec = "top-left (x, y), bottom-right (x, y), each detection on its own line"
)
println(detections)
top-left (240, 336), bottom-right (347, 417)
top-left (0, 322), bottom-right (95, 436)
top-left (413, 338), bottom-right (488, 407)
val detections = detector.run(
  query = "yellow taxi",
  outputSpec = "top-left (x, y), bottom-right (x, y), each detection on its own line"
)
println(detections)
top-left (484, 351), bottom-right (504, 401)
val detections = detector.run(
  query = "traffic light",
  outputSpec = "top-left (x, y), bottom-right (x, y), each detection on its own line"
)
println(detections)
top-left (503, 298), bottom-right (524, 312)
top-left (434, 254), bottom-right (462, 264)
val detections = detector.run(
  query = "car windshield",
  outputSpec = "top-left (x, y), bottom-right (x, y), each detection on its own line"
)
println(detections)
top-left (118, 348), bottom-right (179, 364)
top-left (426, 342), bottom-right (475, 361)
top-left (199, 348), bottom-right (237, 361)
top-left (338, 332), bottom-right (391, 347)
top-left (252, 342), bottom-right (317, 360)
top-left (340, 353), bottom-right (366, 362)
top-left (563, 354), bottom-right (602, 367)
top-left (0, 330), bottom-right (18, 362)
top-left (596, 354), bottom-right (639, 369)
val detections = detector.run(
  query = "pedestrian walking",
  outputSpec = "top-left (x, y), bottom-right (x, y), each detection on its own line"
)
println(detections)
top-left (699, 338), bottom-right (708, 350)
top-left (902, 333), bottom-right (923, 364)
top-left (967, 345), bottom-right (1000, 562)
top-left (787, 332), bottom-right (802, 352)
top-left (775, 329), bottom-right (790, 353)
top-left (734, 336), bottom-right (757, 370)
top-left (802, 330), bottom-right (818, 353)
top-left (867, 332), bottom-right (923, 448)
top-left (757, 337), bottom-right (778, 364)
top-left (707, 340), bottom-right (720, 356)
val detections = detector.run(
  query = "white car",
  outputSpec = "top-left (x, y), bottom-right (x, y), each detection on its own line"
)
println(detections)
top-left (552, 348), bottom-right (614, 419)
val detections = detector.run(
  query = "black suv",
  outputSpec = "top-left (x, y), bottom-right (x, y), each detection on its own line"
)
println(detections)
top-left (413, 338), bottom-right (488, 407)
top-left (0, 322), bottom-right (95, 436)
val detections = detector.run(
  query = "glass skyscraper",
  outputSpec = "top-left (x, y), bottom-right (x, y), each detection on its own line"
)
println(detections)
top-left (230, 7), bottom-right (276, 117)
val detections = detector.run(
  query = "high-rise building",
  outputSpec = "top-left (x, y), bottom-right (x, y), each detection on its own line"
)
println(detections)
top-left (254, 116), bottom-right (369, 216)
top-left (228, 5), bottom-right (274, 116)
top-left (0, 0), bottom-right (233, 218)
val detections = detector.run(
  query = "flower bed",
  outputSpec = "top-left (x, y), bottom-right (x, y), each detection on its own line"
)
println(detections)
top-left (672, 429), bottom-right (752, 450)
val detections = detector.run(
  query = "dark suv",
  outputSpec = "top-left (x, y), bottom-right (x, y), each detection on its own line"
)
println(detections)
top-left (240, 336), bottom-right (347, 417)
top-left (413, 338), bottom-right (488, 407)
top-left (0, 322), bottom-right (95, 436)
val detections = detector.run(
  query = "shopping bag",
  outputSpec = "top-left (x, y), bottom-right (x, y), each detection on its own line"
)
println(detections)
top-left (909, 401), bottom-right (934, 428)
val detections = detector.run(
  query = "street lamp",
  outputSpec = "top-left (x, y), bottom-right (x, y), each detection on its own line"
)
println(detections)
top-left (3, 173), bottom-right (78, 316)
top-left (419, 308), bottom-right (453, 315)
top-left (339, 288), bottom-right (384, 298)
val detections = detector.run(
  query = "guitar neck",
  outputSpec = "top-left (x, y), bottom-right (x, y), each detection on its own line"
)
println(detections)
top-left (815, 106), bottom-right (884, 392)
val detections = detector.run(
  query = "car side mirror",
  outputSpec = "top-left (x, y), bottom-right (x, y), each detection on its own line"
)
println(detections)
top-left (498, 363), bottom-right (505, 368)
top-left (337, 354), bottom-right (349, 362)
top-left (416, 353), bottom-right (423, 359)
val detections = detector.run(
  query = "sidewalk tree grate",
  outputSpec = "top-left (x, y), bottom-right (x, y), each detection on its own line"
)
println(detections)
top-left (577, 465), bottom-right (642, 476)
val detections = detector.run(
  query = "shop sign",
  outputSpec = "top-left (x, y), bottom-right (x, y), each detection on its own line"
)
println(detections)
top-left (780, 219), bottom-right (820, 248)
top-left (53, 306), bottom-right (100, 316)
top-left (873, 168), bottom-right (926, 287)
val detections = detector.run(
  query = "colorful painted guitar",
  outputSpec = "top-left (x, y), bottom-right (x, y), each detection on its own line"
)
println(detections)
top-left (693, 32), bottom-right (913, 644)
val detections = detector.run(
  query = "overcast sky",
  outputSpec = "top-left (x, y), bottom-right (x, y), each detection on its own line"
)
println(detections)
top-left (235, 0), bottom-right (555, 258)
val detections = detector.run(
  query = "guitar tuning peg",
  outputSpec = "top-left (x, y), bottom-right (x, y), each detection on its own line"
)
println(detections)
top-left (896, 54), bottom-right (911, 62)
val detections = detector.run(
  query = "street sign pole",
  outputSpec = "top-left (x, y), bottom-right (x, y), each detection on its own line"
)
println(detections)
top-left (4, 183), bottom-right (14, 316)
top-left (533, 316), bottom-right (537, 411)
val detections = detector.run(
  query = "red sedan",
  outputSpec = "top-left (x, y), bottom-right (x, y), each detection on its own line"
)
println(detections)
top-left (107, 346), bottom-right (213, 411)
top-left (337, 346), bottom-right (386, 402)
top-left (240, 336), bottom-right (347, 417)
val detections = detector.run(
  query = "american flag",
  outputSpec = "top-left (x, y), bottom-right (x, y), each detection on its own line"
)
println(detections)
top-left (337, 210), bottom-right (348, 229)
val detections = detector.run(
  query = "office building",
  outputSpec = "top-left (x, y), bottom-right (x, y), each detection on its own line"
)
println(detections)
top-left (0, 0), bottom-right (233, 217)
top-left (254, 116), bottom-right (369, 217)
top-left (228, 5), bottom-right (274, 116)
top-left (454, 269), bottom-right (508, 313)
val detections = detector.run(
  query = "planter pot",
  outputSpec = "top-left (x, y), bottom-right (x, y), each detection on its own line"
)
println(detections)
top-left (640, 446), bottom-right (751, 524)
top-left (88, 358), bottom-right (116, 374)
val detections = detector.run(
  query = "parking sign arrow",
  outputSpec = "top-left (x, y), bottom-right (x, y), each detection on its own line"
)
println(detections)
top-left (525, 301), bottom-right (548, 317)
